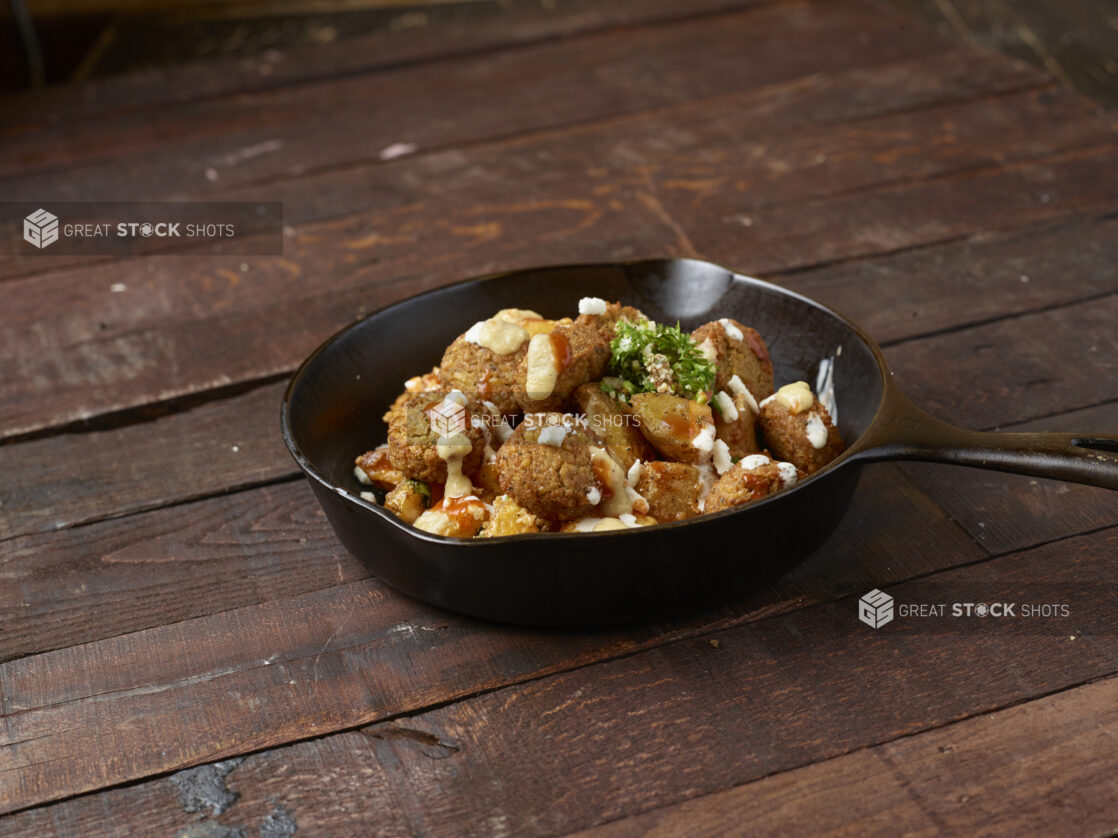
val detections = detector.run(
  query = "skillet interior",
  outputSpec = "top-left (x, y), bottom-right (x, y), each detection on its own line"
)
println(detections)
top-left (283, 259), bottom-right (886, 625)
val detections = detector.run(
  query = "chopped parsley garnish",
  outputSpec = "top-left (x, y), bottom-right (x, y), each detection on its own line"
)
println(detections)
top-left (608, 319), bottom-right (715, 401)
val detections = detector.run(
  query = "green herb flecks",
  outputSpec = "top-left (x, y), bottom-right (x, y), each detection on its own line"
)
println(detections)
top-left (608, 319), bottom-right (715, 401)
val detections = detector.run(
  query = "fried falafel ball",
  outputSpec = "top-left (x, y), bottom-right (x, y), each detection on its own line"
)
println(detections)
top-left (495, 413), bottom-right (600, 522)
top-left (705, 454), bottom-right (803, 514)
top-left (710, 375), bottom-right (762, 458)
top-left (759, 381), bottom-right (845, 475)
top-left (382, 367), bottom-right (442, 427)
top-left (440, 309), bottom-right (543, 417)
top-left (691, 318), bottom-right (774, 401)
top-left (574, 298), bottom-right (648, 344)
top-left (387, 389), bottom-right (488, 484)
top-left (515, 322), bottom-right (610, 413)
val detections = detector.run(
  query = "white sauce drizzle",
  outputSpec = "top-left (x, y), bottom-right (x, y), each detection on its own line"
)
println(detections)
top-left (525, 333), bottom-right (560, 400)
top-left (437, 433), bottom-right (474, 498)
top-left (773, 381), bottom-right (814, 415)
top-left (806, 414), bottom-right (828, 449)
top-left (578, 297), bottom-right (608, 315)
top-left (695, 463), bottom-right (715, 512)
top-left (591, 446), bottom-right (647, 516)
top-left (740, 454), bottom-right (771, 471)
top-left (719, 318), bottom-right (744, 341)
top-left (464, 310), bottom-right (536, 355)
top-left (697, 337), bottom-right (718, 364)
top-left (573, 516), bottom-right (638, 532)
top-left (777, 462), bottom-right (798, 487)
top-left (713, 391), bottom-right (739, 422)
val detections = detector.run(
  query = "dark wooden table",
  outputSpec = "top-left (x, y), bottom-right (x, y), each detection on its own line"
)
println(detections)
top-left (2, 0), bottom-right (1116, 834)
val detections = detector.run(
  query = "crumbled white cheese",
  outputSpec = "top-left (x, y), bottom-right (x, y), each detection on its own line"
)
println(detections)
top-left (578, 297), bottom-right (608, 316)
top-left (586, 485), bottom-right (602, 505)
top-left (618, 513), bottom-right (638, 526)
top-left (719, 318), bottom-right (744, 341)
top-left (806, 414), bottom-right (828, 449)
top-left (697, 337), bottom-right (718, 363)
top-left (713, 391), bottom-right (738, 422)
top-left (538, 426), bottom-right (568, 447)
top-left (712, 439), bottom-right (732, 475)
top-left (445, 390), bottom-right (468, 406)
top-left (691, 423), bottom-right (716, 453)
top-left (359, 491), bottom-right (379, 503)
top-left (354, 465), bottom-right (373, 485)
top-left (626, 459), bottom-right (643, 488)
top-left (695, 463), bottom-right (715, 512)
top-left (740, 454), bottom-right (771, 471)
top-left (726, 374), bottom-right (759, 415)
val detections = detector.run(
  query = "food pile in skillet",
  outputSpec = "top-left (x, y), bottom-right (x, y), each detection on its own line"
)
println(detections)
top-left (355, 298), bottom-right (845, 537)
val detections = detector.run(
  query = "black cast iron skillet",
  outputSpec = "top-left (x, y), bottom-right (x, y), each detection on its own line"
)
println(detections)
top-left (282, 259), bottom-right (1118, 626)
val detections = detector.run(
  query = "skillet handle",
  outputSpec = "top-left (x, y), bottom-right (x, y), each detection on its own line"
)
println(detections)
top-left (850, 388), bottom-right (1118, 490)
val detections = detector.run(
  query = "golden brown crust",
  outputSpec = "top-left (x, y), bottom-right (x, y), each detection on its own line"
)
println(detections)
top-left (515, 323), bottom-right (610, 413)
top-left (440, 336), bottom-right (526, 417)
top-left (691, 319), bottom-right (774, 399)
top-left (759, 399), bottom-right (844, 475)
top-left (705, 459), bottom-right (797, 513)
top-left (386, 390), bottom-right (488, 483)
top-left (494, 416), bottom-right (599, 521)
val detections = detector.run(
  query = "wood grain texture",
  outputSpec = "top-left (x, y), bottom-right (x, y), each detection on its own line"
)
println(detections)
top-left (573, 675), bottom-right (1118, 838)
top-left (0, 382), bottom-right (290, 541)
top-left (2, 86), bottom-right (1111, 440)
top-left (779, 214), bottom-right (1118, 345)
top-left (0, 1), bottom-right (946, 188)
top-left (1, 526), bottom-right (1112, 831)
top-left (0, 0), bottom-right (769, 126)
top-left (883, 293), bottom-right (1118, 430)
top-left (902, 400), bottom-right (1118, 555)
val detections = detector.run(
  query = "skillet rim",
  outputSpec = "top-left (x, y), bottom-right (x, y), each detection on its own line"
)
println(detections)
top-left (280, 257), bottom-right (893, 546)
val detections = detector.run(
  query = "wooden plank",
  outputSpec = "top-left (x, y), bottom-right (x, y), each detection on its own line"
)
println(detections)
top-left (0, 382), bottom-right (290, 542)
top-left (678, 143), bottom-right (1118, 274)
top-left (0, 0), bottom-right (767, 125)
top-left (0, 480), bottom-right (367, 663)
top-left (0, 0), bottom-right (946, 188)
top-left (573, 676), bottom-right (1118, 838)
top-left (0, 46), bottom-right (1047, 284)
top-left (883, 293), bottom-right (1118, 430)
top-left (0, 526), bottom-right (1111, 828)
top-left (778, 214), bottom-right (1118, 345)
top-left (901, 400), bottom-right (1118, 555)
top-left (3, 89), bottom-right (1111, 442)
top-left (0, 460), bottom-right (981, 662)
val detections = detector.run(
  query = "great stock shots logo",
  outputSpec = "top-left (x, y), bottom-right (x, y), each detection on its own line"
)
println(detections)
top-left (23, 208), bottom-right (59, 249)
top-left (858, 589), bottom-right (895, 629)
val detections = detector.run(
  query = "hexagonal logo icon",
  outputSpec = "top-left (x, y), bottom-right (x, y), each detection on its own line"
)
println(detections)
top-left (24, 208), bottom-right (60, 249)
top-left (426, 396), bottom-right (467, 439)
top-left (858, 588), bottom-right (894, 629)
